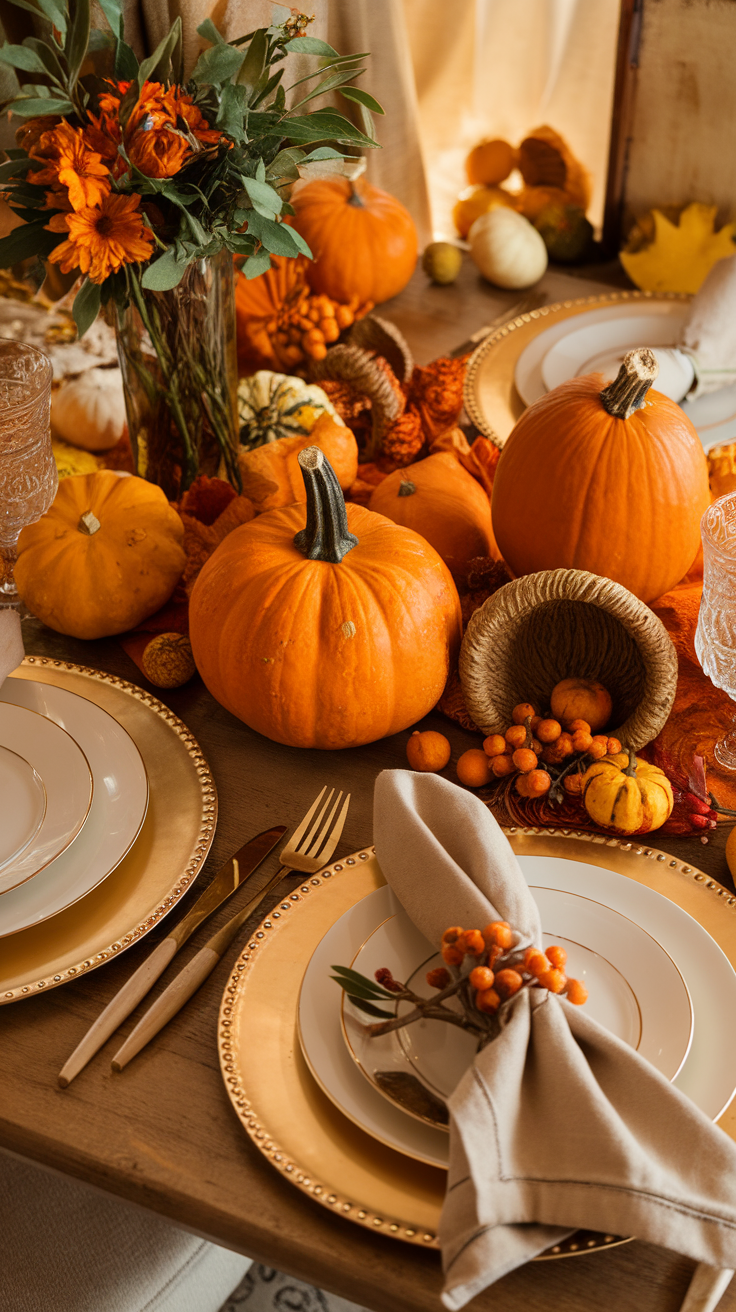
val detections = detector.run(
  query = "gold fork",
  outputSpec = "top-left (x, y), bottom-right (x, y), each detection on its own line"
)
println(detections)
top-left (111, 786), bottom-right (351, 1071)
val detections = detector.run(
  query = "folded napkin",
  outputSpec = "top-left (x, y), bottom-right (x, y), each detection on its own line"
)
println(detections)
top-left (373, 770), bottom-right (736, 1309)
top-left (0, 607), bottom-right (23, 689)
top-left (680, 254), bottom-right (736, 397)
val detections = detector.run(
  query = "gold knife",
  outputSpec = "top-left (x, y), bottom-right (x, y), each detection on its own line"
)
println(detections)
top-left (58, 825), bottom-right (286, 1088)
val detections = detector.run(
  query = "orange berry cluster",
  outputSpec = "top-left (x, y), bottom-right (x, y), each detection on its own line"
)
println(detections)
top-left (429, 921), bottom-right (588, 1013)
top-left (265, 288), bottom-right (373, 367)
top-left (482, 701), bottom-right (622, 800)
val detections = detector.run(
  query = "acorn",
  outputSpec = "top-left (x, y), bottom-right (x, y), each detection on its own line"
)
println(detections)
top-left (141, 633), bottom-right (196, 688)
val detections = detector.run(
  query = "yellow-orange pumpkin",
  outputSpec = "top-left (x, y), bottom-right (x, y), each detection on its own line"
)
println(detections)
top-left (491, 349), bottom-right (711, 604)
top-left (189, 446), bottom-right (461, 749)
top-left (238, 412), bottom-right (358, 513)
top-left (290, 178), bottom-right (418, 305)
top-left (15, 471), bottom-right (185, 639)
top-left (368, 452), bottom-right (498, 576)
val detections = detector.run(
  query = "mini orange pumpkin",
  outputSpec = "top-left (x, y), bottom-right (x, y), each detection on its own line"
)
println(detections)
top-left (491, 349), bottom-right (711, 604)
top-left (368, 452), bottom-right (498, 576)
top-left (189, 447), bottom-right (461, 749)
top-left (15, 471), bottom-right (185, 639)
top-left (290, 178), bottom-right (418, 305)
top-left (238, 413), bottom-right (358, 513)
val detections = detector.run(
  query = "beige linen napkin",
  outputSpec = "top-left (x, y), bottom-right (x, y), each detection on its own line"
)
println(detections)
top-left (373, 769), bottom-right (736, 1309)
top-left (678, 254), bottom-right (736, 397)
top-left (0, 608), bottom-right (23, 689)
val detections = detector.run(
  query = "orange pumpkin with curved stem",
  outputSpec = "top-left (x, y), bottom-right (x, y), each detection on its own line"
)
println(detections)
top-left (491, 349), bottom-right (710, 604)
top-left (189, 447), bottom-right (461, 749)
top-left (290, 178), bottom-right (418, 305)
top-left (368, 452), bottom-right (498, 577)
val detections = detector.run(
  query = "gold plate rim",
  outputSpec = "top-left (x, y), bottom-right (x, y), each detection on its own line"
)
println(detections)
top-left (0, 656), bottom-right (216, 1002)
top-left (218, 827), bottom-right (736, 1256)
top-left (463, 289), bottom-right (691, 447)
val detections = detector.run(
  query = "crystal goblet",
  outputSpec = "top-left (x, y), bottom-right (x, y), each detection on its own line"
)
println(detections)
top-left (0, 340), bottom-right (55, 608)
top-left (695, 492), bottom-right (736, 769)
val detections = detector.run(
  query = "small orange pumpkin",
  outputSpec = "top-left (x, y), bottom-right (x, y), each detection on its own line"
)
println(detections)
top-left (238, 412), bottom-right (358, 514)
top-left (189, 446), bottom-right (461, 749)
top-left (15, 471), bottom-right (185, 639)
top-left (369, 452), bottom-right (498, 576)
top-left (491, 349), bottom-right (711, 604)
top-left (290, 178), bottom-right (418, 305)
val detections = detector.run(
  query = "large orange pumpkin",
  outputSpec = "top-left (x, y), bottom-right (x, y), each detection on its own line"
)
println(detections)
top-left (235, 255), bottom-right (307, 373)
top-left (290, 178), bottom-right (418, 305)
top-left (491, 349), bottom-right (711, 604)
top-left (369, 452), bottom-right (498, 576)
top-left (189, 446), bottom-right (461, 749)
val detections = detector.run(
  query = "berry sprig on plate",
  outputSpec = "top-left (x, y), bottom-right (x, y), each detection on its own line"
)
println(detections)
top-left (332, 919), bottom-right (588, 1050)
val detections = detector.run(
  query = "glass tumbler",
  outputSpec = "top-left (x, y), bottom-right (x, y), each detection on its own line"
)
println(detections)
top-left (0, 340), bottom-right (55, 607)
top-left (695, 491), bottom-right (736, 769)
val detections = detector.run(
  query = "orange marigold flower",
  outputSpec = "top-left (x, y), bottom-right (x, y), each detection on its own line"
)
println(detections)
top-left (173, 91), bottom-right (221, 145)
top-left (408, 356), bottom-right (467, 442)
top-left (47, 192), bottom-right (154, 283)
top-left (28, 120), bottom-right (110, 211)
top-left (16, 115), bottom-right (60, 154)
top-left (95, 80), bottom-right (221, 179)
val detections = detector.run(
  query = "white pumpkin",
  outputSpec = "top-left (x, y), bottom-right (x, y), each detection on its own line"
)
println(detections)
top-left (468, 207), bottom-right (548, 289)
top-left (51, 367), bottom-right (127, 452)
top-left (237, 370), bottom-right (344, 451)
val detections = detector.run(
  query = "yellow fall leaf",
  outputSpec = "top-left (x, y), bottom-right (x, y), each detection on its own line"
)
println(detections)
top-left (620, 203), bottom-right (736, 295)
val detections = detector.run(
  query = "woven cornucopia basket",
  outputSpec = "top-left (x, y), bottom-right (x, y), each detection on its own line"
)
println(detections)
top-left (459, 569), bottom-right (679, 750)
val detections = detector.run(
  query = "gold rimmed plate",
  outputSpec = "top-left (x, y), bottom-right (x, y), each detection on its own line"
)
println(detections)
top-left (0, 658), bottom-right (216, 999)
top-left (463, 291), bottom-right (693, 448)
top-left (218, 832), bottom-right (736, 1255)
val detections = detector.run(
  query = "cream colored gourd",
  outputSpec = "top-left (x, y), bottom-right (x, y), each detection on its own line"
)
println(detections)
top-left (469, 207), bottom-right (548, 289)
top-left (51, 368), bottom-right (127, 451)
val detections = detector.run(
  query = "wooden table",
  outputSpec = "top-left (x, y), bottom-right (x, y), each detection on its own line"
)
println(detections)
top-left (2, 262), bottom-right (735, 1312)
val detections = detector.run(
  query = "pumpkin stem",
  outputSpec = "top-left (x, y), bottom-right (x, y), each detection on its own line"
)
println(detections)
top-left (624, 749), bottom-right (638, 777)
top-left (347, 180), bottom-right (365, 209)
top-left (398, 475), bottom-right (416, 498)
top-left (600, 348), bottom-right (659, 420)
top-left (294, 446), bottom-right (359, 564)
top-left (78, 511), bottom-right (101, 536)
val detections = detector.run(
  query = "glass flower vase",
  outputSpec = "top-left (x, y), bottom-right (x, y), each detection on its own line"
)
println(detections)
top-left (115, 250), bottom-right (239, 500)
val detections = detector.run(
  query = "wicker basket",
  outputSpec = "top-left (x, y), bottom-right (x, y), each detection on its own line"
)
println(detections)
top-left (459, 569), bottom-right (679, 750)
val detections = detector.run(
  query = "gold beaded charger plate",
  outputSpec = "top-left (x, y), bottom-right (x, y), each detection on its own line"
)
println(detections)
top-left (219, 830), bottom-right (736, 1256)
top-left (463, 291), bottom-right (699, 448)
top-left (0, 658), bottom-right (216, 1001)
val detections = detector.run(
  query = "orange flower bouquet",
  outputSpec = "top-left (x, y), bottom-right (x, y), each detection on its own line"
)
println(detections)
top-left (0, 1), bottom-right (380, 495)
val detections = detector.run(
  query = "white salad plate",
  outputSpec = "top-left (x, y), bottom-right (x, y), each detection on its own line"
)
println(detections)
top-left (0, 701), bottom-right (93, 895)
top-left (0, 678), bottom-right (149, 936)
top-left (345, 885), bottom-right (693, 1125)
top-left (299, 855), bottom-right (736, 1170)
top-left (513, 301), bottom-right (736, 451)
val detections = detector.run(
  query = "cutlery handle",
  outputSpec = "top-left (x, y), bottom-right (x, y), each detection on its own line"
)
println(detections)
top-left (109, 866), bottom-right (291, 1072)
top-left (111, 946), bottom-right (221, 1072)
top-left (58, 936), bottom-right (179, 1088)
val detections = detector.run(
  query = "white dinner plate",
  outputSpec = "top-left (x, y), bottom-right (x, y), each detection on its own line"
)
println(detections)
top-left (299, 856), bottom-right (736, 1169)
top-left (344, 886), bottom-right (693, 1129)
top-left (0, 702), bottom-right (93, 894)
top-left (513, 301), bottom-right (736, 451)
top-left (0, 678), bottom-right (149, 936)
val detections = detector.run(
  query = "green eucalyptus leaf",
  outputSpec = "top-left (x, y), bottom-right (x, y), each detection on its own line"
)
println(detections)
top-left (302, 146), bottom-right (344, 161)
top-left (138, 17), bottom-right (182, 86)
top-left (115, 40), bottom-right (139, 80)
top-left (0, 45), bottom-right (53, 75)
top-left (245, 212), bottom-right (306, 257)
top-left (241, 175), bottom-right (282, 217)
top-left (237, 27), bottom-right (267, 93)
top-left (0, 158), bottom-right (33, 181)
top-left (290, 67), bottom-right (367, 112)
top-left (330, 966), bottom-right (397, 998)
top-left (6, 96), bottom-right (75, 115)
top-left (284, 36), bottom-right (339, 56)
top-left (141, 246), bottom-right (191, 290)
top-left (242, 248), bottom-right (271, 279)
top-left (97, 0), bottom-right (123, 40)
top-left (345, 994), bottom-right (394, 1019)
top-left (196, 18), bottom-right (226, 45)
top-left (5, 0), bottom-right (68, 40)
top-left (272, 83), bottom-right (285, 112)
top-left (249, 67), bottom-right (283, 110)
top-left (267, 146), bottom-right (304, 181)
top-left (255, 157), bottom-right (266, 182)
top-left (283, 111), bottom-right (378, 148)
top-left (340, 85), bottom-right (385, 114)
top-left (65, 0), bottom-right (91, 88)
top-left (215, 83), bottom-right (247, 140)
top-left (190, 42), bottom-right (244, 86)
top-left (72, 277), bottom-right (102, 339)
top-left (0, 222), bottom-right (59, 267)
